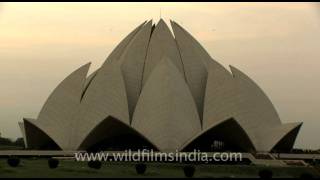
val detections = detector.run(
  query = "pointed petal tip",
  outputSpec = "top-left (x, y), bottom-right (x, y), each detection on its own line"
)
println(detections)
top-left (82, 62), bottom-right (92, 72)
top-left (229, 65), bottom-right (237, 77)
top-left (137, 20), bottom-right (147, 28)
top-left (229, 65), bottom-right (248, 78)
top-left (145, 20), bottom-right (153, 26)
top-left (23, 117), bottom-right (34, 121)
top-left (23, 118), bottom-right (37, 124)
top-left (281, 122), bottom-right (303, 132)
top-left (229, 65), bottom-right (235, 70)
top-left (229, 65), bottom-right (255, 80)
top-left (158, 18), bottom-right (166, 25)
top-left (171, 20), bottom-right (183, 29)
top-left (291, 122), bottom-right (303, 128)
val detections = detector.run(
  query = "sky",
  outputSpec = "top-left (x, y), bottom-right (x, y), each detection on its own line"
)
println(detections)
top-left (0, 2), bottom-right (319, 149)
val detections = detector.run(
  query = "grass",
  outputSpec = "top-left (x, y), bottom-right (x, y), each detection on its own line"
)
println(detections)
top-left (0, 158), bottom-right (319, 178)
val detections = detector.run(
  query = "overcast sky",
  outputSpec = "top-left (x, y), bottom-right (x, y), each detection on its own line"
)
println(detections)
top-left (0, 2), bottom-right (319, 149)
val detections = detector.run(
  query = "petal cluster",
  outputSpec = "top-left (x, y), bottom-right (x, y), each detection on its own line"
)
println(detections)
top-left (20, 20), bottom-right (302, 153)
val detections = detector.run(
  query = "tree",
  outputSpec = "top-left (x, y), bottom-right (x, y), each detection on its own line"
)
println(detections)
top-left (13, 138), bottom-right (25, 147)
top-left (0, 137), bottom-right (13, 146)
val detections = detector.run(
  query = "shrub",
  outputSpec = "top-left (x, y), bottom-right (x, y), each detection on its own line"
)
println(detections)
top-left (183, 165), bottom-right (195, 178)
top-left (7, 157), bottom-right (20, 167)
top-left (135, 163), bottom-right (147, 175)
top-left (88, 160), bottom-right (102, 169)
top-left (258, 169), bottom-right (273, 179)
top-left (48, 158), bottom-right (59, 169)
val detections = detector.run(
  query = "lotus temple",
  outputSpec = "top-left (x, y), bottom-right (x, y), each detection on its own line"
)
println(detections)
top-left (18, 19), bottom-right (302, 153)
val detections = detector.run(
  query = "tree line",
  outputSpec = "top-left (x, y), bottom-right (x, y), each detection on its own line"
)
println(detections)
top-left (0, 136), bottom-right (25, 149)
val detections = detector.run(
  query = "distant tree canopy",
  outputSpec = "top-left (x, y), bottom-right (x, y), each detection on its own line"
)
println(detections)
top-left (13, 138), bottom-right (25, 147)
top-left (0, 137), bottom-right (13, 146)
top-left (0, 136), bottom-right (25, 149)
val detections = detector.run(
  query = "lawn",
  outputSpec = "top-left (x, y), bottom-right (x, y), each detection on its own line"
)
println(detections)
top-left (0, 158), bottom-right (319, 178)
